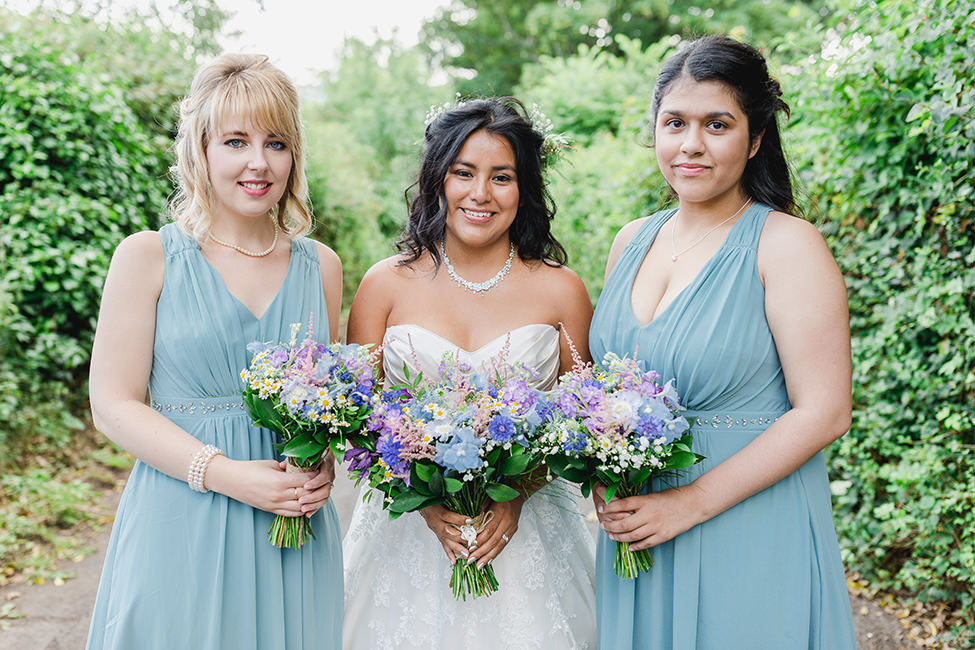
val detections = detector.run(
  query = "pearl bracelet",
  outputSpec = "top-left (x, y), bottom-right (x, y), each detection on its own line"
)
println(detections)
top-left (187, 444), bottom-right (224, 493)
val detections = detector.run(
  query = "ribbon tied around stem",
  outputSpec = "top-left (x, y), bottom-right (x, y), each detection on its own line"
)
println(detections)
top-left (446, 510), bottom-right (495, 550)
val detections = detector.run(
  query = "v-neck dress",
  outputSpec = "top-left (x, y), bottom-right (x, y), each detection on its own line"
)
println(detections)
top-left (589, 202), bottom-right (856, 649)
top-left (86, 223), bottom-right (342, 650)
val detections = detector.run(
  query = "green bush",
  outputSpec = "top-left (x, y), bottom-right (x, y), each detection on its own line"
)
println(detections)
top-left (0, 14), bottom-right (170, 456)
top-left (788, 0), bottom-right (975, 637)
top-left (518, 36), bottom-right (674, 299)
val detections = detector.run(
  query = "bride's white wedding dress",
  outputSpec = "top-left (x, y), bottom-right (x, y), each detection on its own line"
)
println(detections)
top-left (343, 323), bottom-right (597, 650)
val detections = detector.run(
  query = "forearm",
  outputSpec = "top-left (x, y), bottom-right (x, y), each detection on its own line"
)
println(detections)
top-left (686, 405), bottom-right (849, 523)
top-left (91, 397), bottom-right (210, 485)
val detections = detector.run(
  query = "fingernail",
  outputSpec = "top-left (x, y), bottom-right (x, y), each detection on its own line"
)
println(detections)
top-left (477, 562), bottom-right (484, 570)
top-left (465, 517), bottom-right (472, 524)
top-left (598, 505), bottom-right (604, 513)
top-left (467, 557), bottom-right (475, 565)
top-left (461, 550), bottom-right (469, 558)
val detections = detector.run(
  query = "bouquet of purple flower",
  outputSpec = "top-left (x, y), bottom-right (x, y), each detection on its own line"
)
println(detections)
top-left (539, 352), bottom-right (702, 578)
top-left (240, 322), bottom-right (376, 548)
top-left (345, 351), bottom-right (554, 600)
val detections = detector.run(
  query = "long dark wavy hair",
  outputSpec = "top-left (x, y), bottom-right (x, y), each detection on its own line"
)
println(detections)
top-left (397, 97), bottom-right (568, 267)
top-left (651, 35), bottom-right (797, 215)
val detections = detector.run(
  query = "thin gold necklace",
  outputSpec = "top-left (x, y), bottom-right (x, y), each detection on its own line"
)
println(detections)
top-left (670, 199), bottom-right (751, 262)
top-left (208, 217), bottom-right (278, 257)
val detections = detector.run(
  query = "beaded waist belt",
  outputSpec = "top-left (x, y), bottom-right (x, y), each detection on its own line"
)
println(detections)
top-left (150, 394), bottom-right (245, 417)
top-left (684, 409), bottom-right (783, 432)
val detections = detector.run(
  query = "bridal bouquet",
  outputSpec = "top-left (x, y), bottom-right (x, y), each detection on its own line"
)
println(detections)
top-left (240, 322), bottom-right (376, 548)
top-left (539, 352), bottom-right (702, 578)
top-left (345, 352), bottom-right (554, 600)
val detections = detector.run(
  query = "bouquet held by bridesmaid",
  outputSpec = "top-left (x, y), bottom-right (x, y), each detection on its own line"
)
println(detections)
top-left (240, 321), bottom-right (376, 548)
top-left (540, 352), bottom-right (702, 578)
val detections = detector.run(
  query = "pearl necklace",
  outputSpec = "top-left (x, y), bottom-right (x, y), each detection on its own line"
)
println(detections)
top-left (208, 218), bottom-right (278, 257)
top-left (670, 199), bottom-right (751, 262)
top-left (440, 240), bottom-right (515, 296)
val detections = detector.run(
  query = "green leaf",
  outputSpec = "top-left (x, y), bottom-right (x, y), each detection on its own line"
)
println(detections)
top-left (242, 393), bottom-right (285, 435)
top-left (627, 467), bottom-right (651, 487)
top-left (444, 477), bottom-right (464, 493)
top-left (603, 483), bottom-right (619, 503)
top-left (500, 452), bottom-right (534, 477)
top-left (280, 436), bottom-right (326, 460)
top-left (485, 483), bottom-right (520, 502)
top-left (429, 470), bottom-right (445, 496)
top-left (414, 461), bottom-right (436, 483)
top-left (388, 491), bottom-right (437, 513)
top-left (666, 450), bottom-right (700, 469)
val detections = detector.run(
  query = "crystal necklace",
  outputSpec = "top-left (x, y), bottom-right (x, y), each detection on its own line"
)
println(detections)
top-left (670, 199), bottom-right (751, 262)
top-left (440, 240), bottom-right (515, 295)
top-left (208, 217), bottom-right (278, 257)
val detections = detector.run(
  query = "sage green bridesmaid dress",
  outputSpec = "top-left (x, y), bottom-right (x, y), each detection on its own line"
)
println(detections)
top-left (86, 223), bottom-right (342, 650)
top-left (589, 202), bottom-right (857, 649)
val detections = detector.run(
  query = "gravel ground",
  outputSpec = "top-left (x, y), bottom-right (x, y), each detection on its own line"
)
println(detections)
top-left (0, 467), bottom-right (922, 650)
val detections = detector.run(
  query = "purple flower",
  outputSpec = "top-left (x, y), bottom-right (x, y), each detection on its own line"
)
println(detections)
top-left (578, 379), bottom-right (604, 407)
top-left (558, 391), bottom-right (581, 419)
top-left (344, 447), bottom-right (374, 477)
top-left (488, 414), bottom-right (516, 442)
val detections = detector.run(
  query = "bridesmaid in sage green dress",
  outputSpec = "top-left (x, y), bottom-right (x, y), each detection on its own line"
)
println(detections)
top-left (86, 54), bottom-right (343, 649)
top-left (589, 36), bottom-right (857, 649)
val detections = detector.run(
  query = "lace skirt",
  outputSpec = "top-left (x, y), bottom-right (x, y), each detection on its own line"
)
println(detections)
top-left (343, 479), bottom-right (597, 650)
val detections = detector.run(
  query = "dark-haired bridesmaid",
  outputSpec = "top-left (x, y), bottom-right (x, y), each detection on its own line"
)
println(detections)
top-left (590, 36), bottom-right (858, 649)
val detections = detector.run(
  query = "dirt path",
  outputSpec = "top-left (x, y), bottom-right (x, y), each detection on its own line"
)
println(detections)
top-left (0, 470), bottom-right (921, 650)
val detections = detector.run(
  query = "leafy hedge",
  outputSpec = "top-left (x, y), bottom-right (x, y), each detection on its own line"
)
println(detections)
top-left (788, 0), bottom-right (974, 637)
top-left (0, 14), bottom-right (171, 458)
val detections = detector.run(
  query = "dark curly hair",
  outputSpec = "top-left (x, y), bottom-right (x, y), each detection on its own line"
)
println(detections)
top-left (397, 97), bottom-right (567, 267)
top-left (651, 35), bottom-right (796, 214)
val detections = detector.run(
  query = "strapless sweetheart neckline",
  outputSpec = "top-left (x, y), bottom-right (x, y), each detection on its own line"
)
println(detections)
top-left (384, 322), bottom-right (557, 355)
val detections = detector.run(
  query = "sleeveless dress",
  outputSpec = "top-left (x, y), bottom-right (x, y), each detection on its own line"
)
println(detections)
top-left (588, 203), bottom-right (857, 649)
top-left (86, 224), bottom-right (343, 650)
top-left (342, 323), bottom-right (597, 650)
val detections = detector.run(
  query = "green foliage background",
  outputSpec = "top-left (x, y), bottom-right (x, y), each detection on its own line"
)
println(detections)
top-left (1, 0), bottom-right (972, 641)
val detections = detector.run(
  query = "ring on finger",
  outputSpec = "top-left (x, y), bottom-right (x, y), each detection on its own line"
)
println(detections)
top-left (501, 533), bottom-right (509, 543)
top-left (293, 487), bottom-right (299, 500)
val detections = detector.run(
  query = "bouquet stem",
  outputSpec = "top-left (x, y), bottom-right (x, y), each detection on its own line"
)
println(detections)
top-left (444, 482), bottom-right (499, 600)
top-left (267, 459), bottom-right (321, 549)
top-left (612, 480), bottom-right (654, 579)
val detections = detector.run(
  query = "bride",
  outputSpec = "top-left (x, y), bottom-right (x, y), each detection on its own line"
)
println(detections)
top-left (342, 98), bottom-right (597, 649)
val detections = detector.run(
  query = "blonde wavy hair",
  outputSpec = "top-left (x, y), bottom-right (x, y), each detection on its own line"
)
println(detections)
top-left (169, 53), bottom-right (312, 240)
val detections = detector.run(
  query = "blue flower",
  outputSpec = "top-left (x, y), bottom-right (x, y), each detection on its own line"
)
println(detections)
top-left (635, 414), bottom-right (663, 437)
top-left (377, 434), bottom-right (404, 468)
top-left (435, 427), bottom-right (484, 473)
top-left (534, 400), bottom-right (557, 423)
top-left (488, 414), bottom-right (516, 442)
top-left (561, 426), bottom-right (587, 452)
